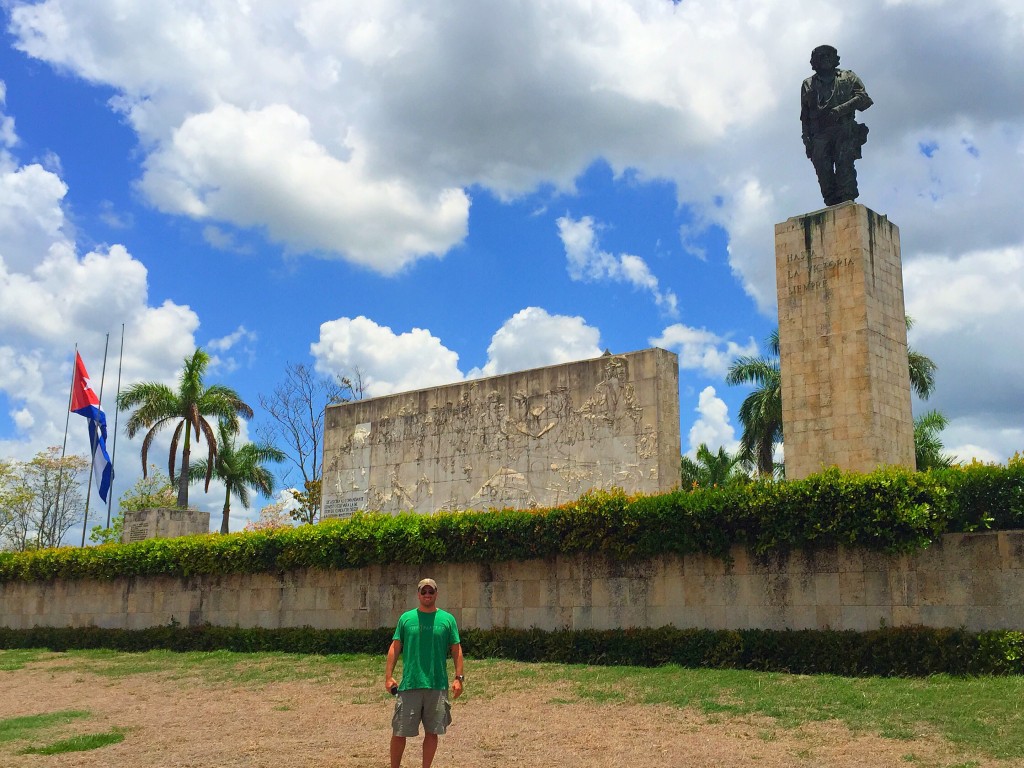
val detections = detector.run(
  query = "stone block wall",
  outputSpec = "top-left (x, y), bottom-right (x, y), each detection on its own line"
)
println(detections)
top-left (775, 202), bottom-right (916, 479)
top-left (2, 530), bottom-right (1021, 633)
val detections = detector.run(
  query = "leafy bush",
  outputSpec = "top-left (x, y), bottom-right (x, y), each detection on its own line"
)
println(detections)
top-left (0, 462), bottom-right (1020, 584)
top-left (931, 452), bottom-right (1024, 532)
top-left (0, 624), bottom-right (1020, 677)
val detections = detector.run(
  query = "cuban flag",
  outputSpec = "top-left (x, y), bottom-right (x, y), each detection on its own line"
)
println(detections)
top-left (70, 352), bottom-right (114, 502)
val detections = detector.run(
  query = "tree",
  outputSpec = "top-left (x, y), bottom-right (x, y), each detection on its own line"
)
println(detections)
top-left (189, 419), bottom-right (286, 534)
top-left (117, 467), bottom-right (179, 512)
top-left (244, 498), bottom-right (295, 532)
top-left (286, 479), bottom-right (321, 526)
top-left (89, 515), bottom-right (124, 545)
top-left (1, 448), bottom-right (87, 551)
top-left (118, 348), bottom-right (253, 509)
top-left (914, 410), bottom-right (955, 470)
top-left (725, 330), bottom-right (782, 476)
top-left (0, 459), bottom-right (29, 548)
top-left (680, 444), bottom-right (750, 488)
top-left (257, 362), bottom-right (364, 523)
top-left (906, 316), bottom-right (937, 400)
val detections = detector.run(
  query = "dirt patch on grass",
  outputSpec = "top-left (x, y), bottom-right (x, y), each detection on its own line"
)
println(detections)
top-left (0, 658), bottom-right (1003, 768)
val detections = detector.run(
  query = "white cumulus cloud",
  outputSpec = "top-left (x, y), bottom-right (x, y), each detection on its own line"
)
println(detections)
top-left (470, 307), bottom-right (603, 379)
top-left (685, 385), bottom-right (739, 457)
top-left (557, 214), bottom-right (678, 314)
top-left (650, 324), bottom-right (758, 379)
top-left (312, 307), bottom-right (604, 395)
top-left (311, 316), bottom-right (464, 397)
top-left (139, 104), bottom-right (469, 272)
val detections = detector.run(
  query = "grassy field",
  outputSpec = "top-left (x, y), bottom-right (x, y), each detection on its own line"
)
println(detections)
top-left (1, 648), bottom-right (1022, 766)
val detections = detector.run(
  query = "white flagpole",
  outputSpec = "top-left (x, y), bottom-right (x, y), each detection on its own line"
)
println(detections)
top-left (54, 344), bottom-right (76, 549)
top-left (106, 324), bottom-right (125, 528)
top-left (81, 333), bottom-right (110, 547)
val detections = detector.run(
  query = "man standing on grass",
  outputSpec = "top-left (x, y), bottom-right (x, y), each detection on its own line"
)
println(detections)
top-left (385, 578), bottom-right (464, 768)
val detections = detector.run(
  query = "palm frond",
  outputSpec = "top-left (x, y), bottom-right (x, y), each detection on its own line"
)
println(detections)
top-left (167, 420), bottom-right (185, 482)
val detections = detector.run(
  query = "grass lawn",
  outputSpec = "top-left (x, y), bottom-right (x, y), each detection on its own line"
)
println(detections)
top-left (1, 648), bottom-right (1021, 766)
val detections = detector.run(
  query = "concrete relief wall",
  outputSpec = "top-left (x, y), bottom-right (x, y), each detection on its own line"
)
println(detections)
top-left (2, 530), bottom-right (1020, 633)
top-left (321, 349), bottom-right (681, 517)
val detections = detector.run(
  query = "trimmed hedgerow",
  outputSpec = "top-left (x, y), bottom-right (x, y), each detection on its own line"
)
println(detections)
top-left (0, 461), bottom-right (1020, 585)
top-left (0, 624), bottom-right (1020, 677)
top-left (931, 456), bottom-right (1024, 532)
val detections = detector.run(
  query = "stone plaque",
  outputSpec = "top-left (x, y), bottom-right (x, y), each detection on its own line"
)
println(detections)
top-left (322, 492), bottom-right (364, 520)
top-left (127, 521), bottom-right (149, 542)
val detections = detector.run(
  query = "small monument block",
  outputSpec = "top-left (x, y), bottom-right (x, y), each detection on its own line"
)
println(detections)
top-left (120, 507), bottom-right (211, 543)
top-left (775, 202), bottom-right (915, 479)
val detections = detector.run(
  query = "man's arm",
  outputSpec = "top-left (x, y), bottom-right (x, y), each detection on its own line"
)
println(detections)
top-left (830, 74), bottom-right (873, 118)
top-left (800, 81), bottom-right (816, 158)
top-left (450, 643), bottom-right (464, 700)
top-left (385, 639), bottom-right (402, 693)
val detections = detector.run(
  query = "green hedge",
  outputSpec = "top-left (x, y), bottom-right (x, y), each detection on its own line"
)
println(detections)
top-left (0, 461), bottom-right (1021, 584)
top-left (0, 624), bottom-right (1021, 676)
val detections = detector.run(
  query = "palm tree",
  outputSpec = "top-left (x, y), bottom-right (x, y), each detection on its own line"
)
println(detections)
top-left (118, 348), bottom-right (254, 509)
top-left (680, 443), bottom-right (750, 488)
top-left (906, 316), bottom-right (937, 400)
top-left (725, 330), bottom-right (782, 476)
top-left (914, 410), bottom-right (955, 470)
top-left (189, 420), bottom-right (286, 534)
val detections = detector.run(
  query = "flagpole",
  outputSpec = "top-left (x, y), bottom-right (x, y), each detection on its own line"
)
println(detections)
top-left (106, 324), bottom-right (125, 528)
top-left (81, 333), bottom-right (110, 547)
top-left (54, 344), bottom-right (77, 549)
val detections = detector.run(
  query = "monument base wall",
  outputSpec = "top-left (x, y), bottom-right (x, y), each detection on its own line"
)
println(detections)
top-left (3, 530), bottom-right (1021, 633)
top-left (775, 202), bottom-right (915, 479)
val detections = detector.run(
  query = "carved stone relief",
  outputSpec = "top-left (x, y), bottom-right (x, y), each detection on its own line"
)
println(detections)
top-left (322, 348), bottom-right (680, 517)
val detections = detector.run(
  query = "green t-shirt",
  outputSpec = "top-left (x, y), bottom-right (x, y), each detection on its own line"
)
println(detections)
top-left (393, 608), bottom-right (460, 691)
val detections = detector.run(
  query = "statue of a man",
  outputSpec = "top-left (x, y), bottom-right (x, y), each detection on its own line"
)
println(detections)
top-left (801, 45), bottom-right (873, 206)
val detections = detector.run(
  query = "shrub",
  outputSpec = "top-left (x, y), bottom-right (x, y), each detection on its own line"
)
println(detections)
top-left (931, 453), bottom-right (1024, 532)
top-left (0, 462), bottom-right (1020, 585)
top-left (0, 624), bottom-right (1020, 677)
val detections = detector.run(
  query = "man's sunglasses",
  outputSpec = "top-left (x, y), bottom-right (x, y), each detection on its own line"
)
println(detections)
top-left (419, 587), bottom-right (436, 595)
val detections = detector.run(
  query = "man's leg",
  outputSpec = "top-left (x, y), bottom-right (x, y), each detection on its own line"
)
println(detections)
top-left (422, 733), bottom-right (439, 768)
top-left (391, 735), bottom-right (407, 768)
top-left (810, 136), bottom-right (838, 205)
top-left (833, 153), bottom-right (859, 203)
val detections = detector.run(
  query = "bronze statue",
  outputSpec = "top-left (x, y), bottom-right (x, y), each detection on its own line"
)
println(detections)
top-left (801, 45), bottom-right (873, 206)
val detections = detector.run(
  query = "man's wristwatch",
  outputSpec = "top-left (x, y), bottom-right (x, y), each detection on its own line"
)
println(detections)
top-left (454, 675), bottom-right (465, 682)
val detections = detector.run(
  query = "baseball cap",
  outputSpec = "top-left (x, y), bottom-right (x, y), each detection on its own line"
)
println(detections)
top-left (417, 578), bottom-right (438, 591)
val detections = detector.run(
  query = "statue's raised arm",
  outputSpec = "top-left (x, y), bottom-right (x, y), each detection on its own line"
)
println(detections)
top-left (800, 45), bottom-right (873, 206)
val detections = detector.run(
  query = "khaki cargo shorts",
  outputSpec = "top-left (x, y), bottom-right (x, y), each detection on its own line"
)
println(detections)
top-left (392, 688), bottom-right (452, 736)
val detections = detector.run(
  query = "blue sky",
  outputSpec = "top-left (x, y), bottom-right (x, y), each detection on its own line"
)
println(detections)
top-left (1, 0), bottom-right (1022, 538)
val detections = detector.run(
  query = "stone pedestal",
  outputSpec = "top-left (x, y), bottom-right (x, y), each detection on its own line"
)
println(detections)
top-left (121, 507), bottom-right (211, 543)
top-left (775, 202), bottom-right (915, 479)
